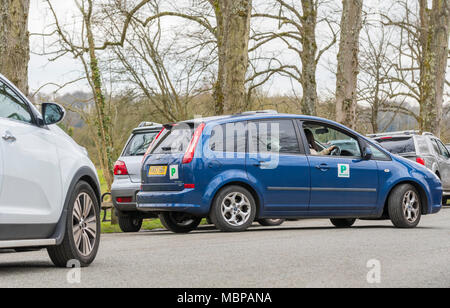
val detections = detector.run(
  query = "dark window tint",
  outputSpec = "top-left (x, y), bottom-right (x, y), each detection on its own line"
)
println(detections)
top-left (123, 131), bottom-right (158, 156)
top-left (248, 120), bottom-right (300, 154)
top-left (0, 81), bottom-right (32, 123)
top-left (151, 124), bottom-right (194, 154)
top-left (435, 139), bottom-right (450, 159)
top-left (210, 122), bottom-right (246, 153)
top-left (377, 137), bottom-right (415, 154)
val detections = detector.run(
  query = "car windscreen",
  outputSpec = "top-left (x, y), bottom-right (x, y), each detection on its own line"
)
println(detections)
top-left (123, 131), bottom-right (158, 156)
top-left (376, 137), bottom-right (415, 154)
top-left (151, 124), bottom-right (194, 155)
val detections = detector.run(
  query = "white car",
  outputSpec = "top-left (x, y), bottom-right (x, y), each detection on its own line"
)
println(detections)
top-left (0, 74), bottom-right (101, 267)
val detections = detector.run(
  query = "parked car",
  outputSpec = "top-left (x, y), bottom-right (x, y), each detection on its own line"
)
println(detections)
top-left (137, 112), bottom-right (442, 233)
top-left (0, 74), bottom-right (101, 267)
top-left (370, 131), bottom-right (450, 203)
top-left (111, 122), bottom-right (162, 232)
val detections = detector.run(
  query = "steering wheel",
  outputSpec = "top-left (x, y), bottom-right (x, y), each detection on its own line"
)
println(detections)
top-left (331, 146), bottom-right (341, 156)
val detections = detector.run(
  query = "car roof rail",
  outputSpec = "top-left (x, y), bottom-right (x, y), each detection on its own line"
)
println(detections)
top-left (368, 130), bottom-right (420, 138)
top-left (233, 110), bottom-right (278, 116)
top-left (422, 132), bottom-right (435, 136)
top-left (138, 121), bottom-right (162, 128)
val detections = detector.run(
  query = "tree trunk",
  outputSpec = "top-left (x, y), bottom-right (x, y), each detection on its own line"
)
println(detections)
top-left (84, 6), bottom-right (117, 224)
top-left (0, 0), bottom-right (30, 95)
top-left (212, 0), bottom-right (225, 115)
top-left (335, 0), bottom-right (363, 129)
top-left (300, 0), bottom-right (318, 116)
top-left (419, 0), bottom-right (450, 136)
top-left (219, 0), bottom-right (252, 114)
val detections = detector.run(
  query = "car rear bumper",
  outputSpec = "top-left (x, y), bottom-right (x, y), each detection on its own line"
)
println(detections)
top-left (136, 189), bottom-right (207, 215)
top-left (111, 180), bottom-right (141, 212)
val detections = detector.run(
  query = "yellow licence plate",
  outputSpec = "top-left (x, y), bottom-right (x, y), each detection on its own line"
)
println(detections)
top-left (148, 166), bottom-right (168, 176)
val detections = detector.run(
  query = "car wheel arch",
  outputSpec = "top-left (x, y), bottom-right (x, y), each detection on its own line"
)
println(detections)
top-left (51, 167), bottom-right (101, 245)
top-left (209, 181), bottom-right (262, 219)
top-left (383, 180), bottom-right (429, 217)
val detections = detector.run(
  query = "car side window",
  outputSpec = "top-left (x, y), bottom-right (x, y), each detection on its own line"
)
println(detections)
top-left (431, 139), bottom-right (443, 156)
top-left (436, 139), bottom-right (450, 159)
top-left (365, 144), bottom-right (389, 160)
top-left (0, 80), bottom-right (33, 124)
top-left (248, 120), bottom-right (301, 154)
top-left (303, 122), bottom-right (361, 158)
top-left (210, 122), bottom-right (247, 153)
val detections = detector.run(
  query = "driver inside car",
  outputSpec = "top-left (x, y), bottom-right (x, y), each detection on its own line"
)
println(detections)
top-left (304, 129), bottom-right (337, 156)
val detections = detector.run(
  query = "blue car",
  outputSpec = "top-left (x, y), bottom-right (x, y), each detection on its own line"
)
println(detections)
top-left (137, 112), bottom-right (442, 233)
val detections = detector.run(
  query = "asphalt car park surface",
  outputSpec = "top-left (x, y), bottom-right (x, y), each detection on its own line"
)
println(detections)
top-left (1, 208), bottom-right (449, 288)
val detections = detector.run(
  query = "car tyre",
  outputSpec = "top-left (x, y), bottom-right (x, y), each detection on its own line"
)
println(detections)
top-left (47, 181), bottom-right (101, 268)
top-left (118, 215), bottom-right (143, 233)
top-left (210, 185), bottom-right (256, 232)
top-left (257, 218), bottom-right (285, 227)
top-left (330, 218), bottom-right (356, 228)
top-left (388, 184), bottom-right (422, 228)
top-left (159, 212), bottom-right (202, 233)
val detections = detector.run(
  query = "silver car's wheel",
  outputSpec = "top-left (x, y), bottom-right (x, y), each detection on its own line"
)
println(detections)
top-left (73, 192), bottom-right (97, 257)
top-left (402, 190), bottom-right (420, 223)
top-left (221, 192), bottom-right (252, 227)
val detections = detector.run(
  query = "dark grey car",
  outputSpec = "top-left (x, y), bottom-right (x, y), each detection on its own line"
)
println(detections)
top-left (112, 122), bottom-right (162, 232)
top-left (370, 131), bottom-right (450, 203)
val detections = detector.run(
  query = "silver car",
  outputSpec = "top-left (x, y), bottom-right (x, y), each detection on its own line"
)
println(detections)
top-left (111, 122), bottom-right (162, 232)
top-left (371, 131), bottom-right (450, 203)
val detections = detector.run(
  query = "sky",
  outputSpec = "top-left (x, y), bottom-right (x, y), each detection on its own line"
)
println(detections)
top-left (27, 0), bottom-right (446, 104)
top-left (27, 0), bottom-right (339, 98)
top-left (28, 0), bottom-right (85, 95)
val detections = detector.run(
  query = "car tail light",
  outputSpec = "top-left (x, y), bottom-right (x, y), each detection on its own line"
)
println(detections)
top-left (114, 161), bottom-right (129, 175)
top-left (182, 123), bottom-right (205, 164)
top-left (380, 137), bottom-right (392, 140)
top-left (116, 197), bottom-right (133, 203)
top-left (142, 128), bottom-right (165, 163)
top-left (184, 184), bottom-right (195, 189)
top-left (416, 157), bottom-right (425, 166)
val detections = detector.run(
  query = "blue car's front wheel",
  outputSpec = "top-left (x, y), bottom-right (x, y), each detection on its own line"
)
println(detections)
top-left (388, 184), bottom-right (422, 228)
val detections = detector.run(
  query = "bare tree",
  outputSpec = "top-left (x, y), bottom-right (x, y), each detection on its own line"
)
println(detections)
top-left (358, 24), bottom-right (408, 133)
top-left (419, 0), bottom-right (450, 136)
top-left (0, 0), bottom-right (30, 95)
top-left (103, 1), bottom-right (212, 122)
top-left (335, 0), bottom-right (363, 129)
top-left (252, 0), bottom-right (338, 116)
top-left (382, 0), bottom-right (450, 136)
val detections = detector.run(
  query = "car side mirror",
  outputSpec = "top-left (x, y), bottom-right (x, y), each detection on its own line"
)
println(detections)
top-left (363, 147), bottom-right (373, 160)
top-left (42, 103), bottom-right (65, 125)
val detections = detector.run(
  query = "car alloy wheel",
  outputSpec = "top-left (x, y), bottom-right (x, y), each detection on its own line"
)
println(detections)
top-left (221, 192), bottom-right (252, 227)
top-left (73, 192), bottom-right (97, 257)
top-left (402, 190), bottom-right (420, 223)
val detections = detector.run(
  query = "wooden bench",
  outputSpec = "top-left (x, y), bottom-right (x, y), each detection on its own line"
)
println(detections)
top-left (101, 192), bottom-right (113, 222)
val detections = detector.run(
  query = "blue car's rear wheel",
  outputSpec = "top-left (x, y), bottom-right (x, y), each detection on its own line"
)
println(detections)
top-left (388, 184), bottom-right (422, 228)
top-left (211, 185), bottom-right (256, 232)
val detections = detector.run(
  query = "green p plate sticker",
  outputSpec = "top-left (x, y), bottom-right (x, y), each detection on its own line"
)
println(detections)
top-left (338, 164), bottom-right (350, 178)
top-left (170, 165), bottom-right (179, 180)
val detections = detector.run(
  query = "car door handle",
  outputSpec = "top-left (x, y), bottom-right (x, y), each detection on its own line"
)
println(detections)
top-left (2, 131), bottom-right (16, 142)
top-left (316, 163), bottom-right (330, 171)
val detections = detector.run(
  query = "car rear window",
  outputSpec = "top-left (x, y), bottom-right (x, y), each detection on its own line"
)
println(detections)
top-left (151, 124), bottom-right (194, 154)
top-left (376, 137), bottom-right (415, 154)
top-left (123, 131), bottom-right (159, 156)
